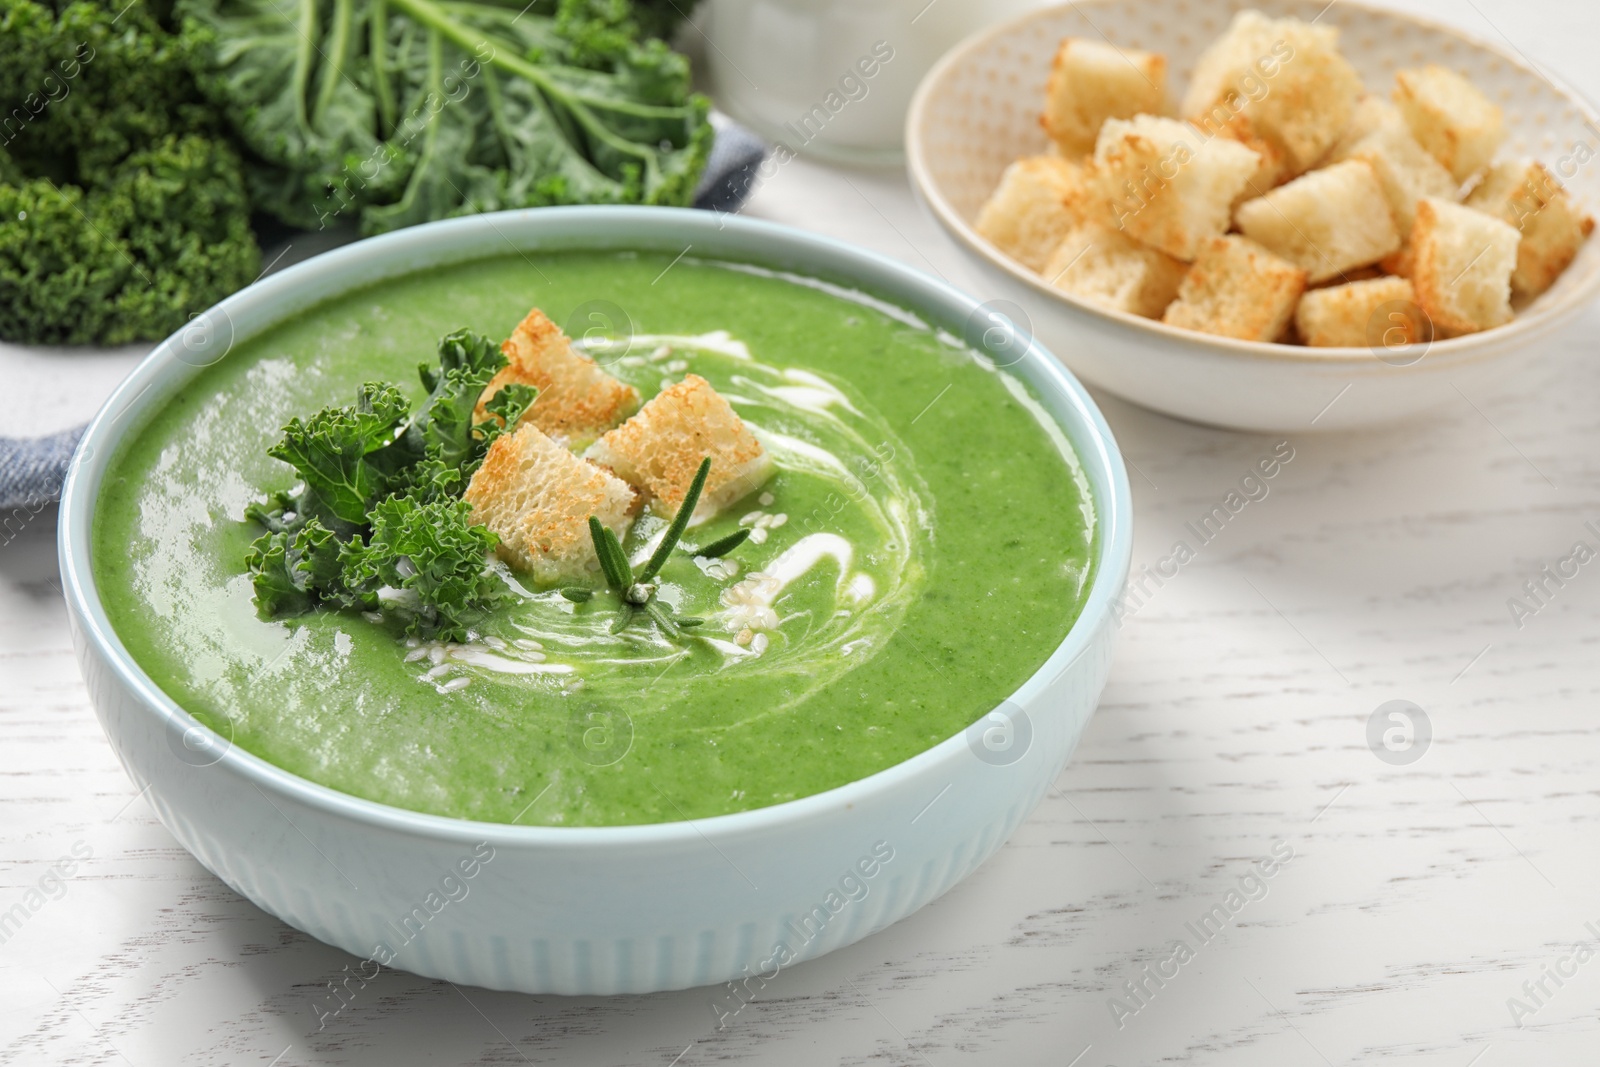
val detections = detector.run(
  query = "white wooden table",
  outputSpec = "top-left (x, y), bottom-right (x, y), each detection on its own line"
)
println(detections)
top-left (5, 1), bottom-right (1600, 1062)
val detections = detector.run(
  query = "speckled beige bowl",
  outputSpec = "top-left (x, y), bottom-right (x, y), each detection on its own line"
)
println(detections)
top-left (907, 0), bottom-right (1600, 432)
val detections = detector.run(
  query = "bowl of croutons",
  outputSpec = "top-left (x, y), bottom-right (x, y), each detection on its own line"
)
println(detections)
top-left (907, 0), bottom-right (1600, 432)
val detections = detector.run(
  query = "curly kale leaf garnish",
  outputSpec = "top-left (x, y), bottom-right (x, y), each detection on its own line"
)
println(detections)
top-left (242, 328), bottom-right (536, 638)
top-left (405, 329), bottom-right (510, 473)
top-left (243, 531), bottom-right (312, 618)
top-left (340, 497), bottom-right (503, 641)
top-left (480, 384), bottom-right (541, 450)
top-left (265, 382), bottom-right (413, 536)
top-left (244, 519), bottom-right (368, 616)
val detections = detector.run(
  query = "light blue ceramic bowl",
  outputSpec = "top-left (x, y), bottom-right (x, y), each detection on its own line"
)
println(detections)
top-left (58, 207), bottom-right (1131, 996)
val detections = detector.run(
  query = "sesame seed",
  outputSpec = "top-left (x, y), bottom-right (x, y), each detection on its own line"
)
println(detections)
top-left (759, 492), bottom-right (775, 506)
top-left (440, 677), bottom-right (471, 692)
top-left (749, 528), bottom-right (768, 545)
top-left (482, 636), bottom-right (507, 650)
top-left (427, 646), bottom-right (446, 665)
top-left (423, 664), bottom-right (450, 680)
top-left (751, 633), bottom-right (770, 654)
top-left (513, 638), bottom-right (544, 651)
top-left (738, 511), bottom-right (763, 526)
top-left (403, 648), bottom-right (427, 663)
top-left (771, 514), bottom-right (788, 527)
top-left (735, 628), bottom-right (753, 646)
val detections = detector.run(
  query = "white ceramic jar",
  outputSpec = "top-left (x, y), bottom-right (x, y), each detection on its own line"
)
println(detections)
top-left (703, 0), bottom-right (1040, 163)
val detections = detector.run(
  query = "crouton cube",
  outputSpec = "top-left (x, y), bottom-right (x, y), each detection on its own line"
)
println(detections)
top-left (1160, 235), bottom-right (1307, 341)
top-left (1091, 115), bottom-right (1260, 261)
top-left (587, 374), bottom-right (773, 521)
top-left (1215, 114), bottom-right (1291, 205)
top-left (974, 156), bottom-right (1090, 272)
top-left (1041, 221), bottom-right (1187, 318)
top-left (1380, 242), bottom-right (1414, 278)
top-left (1466, 159), bottom-right (1595, 296)
top-left (1315, 265), bottom-right (1385, 286)
top-left (1041, 38), bottom-right (1168, 157)
top-left (1295, 276), bottom-right (1427, 347)
top-left (1411, 195), bottom-right (1520, 335)
top-left (1325, 95), bottom-right (1405, 161)
top-left (1335, 122), bottom-right (1458, 235)
top-left (464, 424), bottom-right (637, 583)
top-left (477, 308), bottom-right (640, 444)
top-left (1392, 65), bottom-right (1504, 182)
top-left (1182, 11), bottom-right (1363, 174)
top-left (1234, 160), bottom-right (1401, 282)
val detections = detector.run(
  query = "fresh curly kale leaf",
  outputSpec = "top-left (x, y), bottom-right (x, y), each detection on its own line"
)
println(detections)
top-left (244, 531), bottom-right (312, 616)
top-left (479, 383), bottom-right (539, 450)
top-left (266, 382), bottom-right (413, 535)
top-left (0, 0), bottom-right (260, 344)
top-left (404, 328), bottom-right (507, 472)
top-left (245, 519), bottom-right (377, 619)
top-left (386, 447), bottom-right (465, 505)
top-left (340, 496), bottom-right (502, 639)
top-left (179, 0), bottom-right (713, 234)
top-left (244, 328), bottom-right (537, 630)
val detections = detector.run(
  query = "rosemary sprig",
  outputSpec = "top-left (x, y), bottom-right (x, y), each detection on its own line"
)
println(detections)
top-left (582, 457), bottom-right (747, 639)
top-left (640, 457), bottom-right (710, 583)
top-left (693, 528), bottom-right (750, 559)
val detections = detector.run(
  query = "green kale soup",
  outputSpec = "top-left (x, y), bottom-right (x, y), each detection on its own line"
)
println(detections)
top-left (93, 251), bottom-right (1097, 826)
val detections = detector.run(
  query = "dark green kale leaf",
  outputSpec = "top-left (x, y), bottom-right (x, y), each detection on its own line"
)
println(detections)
top-left (265, 382), bottom-right (412, 536)
top-left (478, 383), bottom-right (540, 450)
top-left (404, 329), bottom-right (507, 473)
top-left (340, 496), bottom-right (502, 640)
top-left (386, 447), bottom-right (466, 506)
top-left (244, 330), bottom-right (536, 634)
top-left (0, 0), bottom-right (261, 344)
top-left (243, 531), bottom-right (312, 617)
top-left (179, 0), bottom-right (713, 234)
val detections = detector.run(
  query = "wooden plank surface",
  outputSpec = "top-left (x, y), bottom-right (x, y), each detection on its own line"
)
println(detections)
top-left (4, 2), bottom-right (1599, 1061)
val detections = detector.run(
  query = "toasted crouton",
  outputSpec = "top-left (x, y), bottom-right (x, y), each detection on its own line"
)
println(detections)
top-left (1393, 65), bottom-right (1504, 182)
top-left (1295, 276), bottom-right (1426, 347)
top-left (1411, 196), bottom-right (1520, 335)
top-left (1380, 242), bottom-right (1415, 279)
top-left (1466, 160), bottom-right (1595, 296)
top-left (974, 156), bottom-right (1090, 272)
top-left (1234, 160), bottom-right (1401, 282)
top-left (477, 308), bottom-right (640, 444)
top-left (1041, 221), bottom-right (1187, 318)
top-left (1160, 235), bottom-right (1307, 341)
top-left (1324, 96), bottom-right (1406, 161)
top-left (1041, 38), bottom-right (1168, 157)
top-left (1215, 113), bottom-right (1291, 205)
top-left (1313, 265), bottom-right (1385, 287)
top-left (587, 375), bottom-right (772, 521)
top-left (1340, 130), bottom-right (1457, 237)
top-left (464, 424), bottom-right (637, 583)
top-left (1325, 97), bottom-right (1456, 235)
top-left (1181, 11), bottom-right (1363, 174)
top-left (1090, 115), bottom-right (1260, 261)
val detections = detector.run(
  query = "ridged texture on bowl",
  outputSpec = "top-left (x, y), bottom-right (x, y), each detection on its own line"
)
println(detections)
top-left (72, 603), bottom-right (1116, 994)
